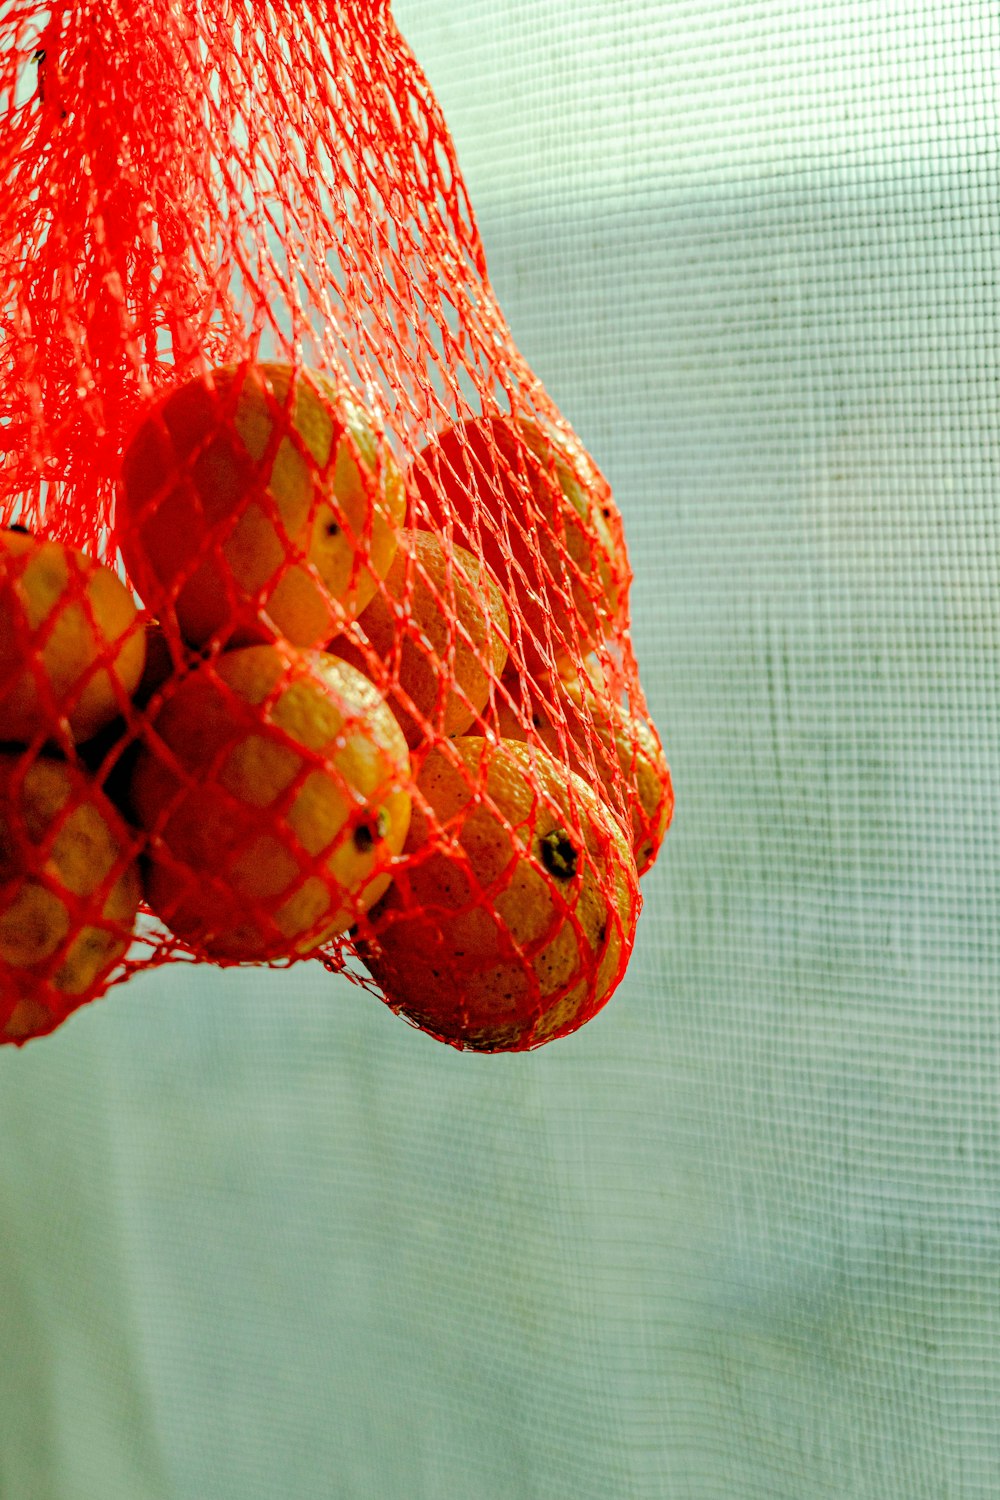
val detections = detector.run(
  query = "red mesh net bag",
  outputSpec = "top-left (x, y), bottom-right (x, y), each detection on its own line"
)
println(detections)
top-left (0, 0), bottom-right (673, 1050)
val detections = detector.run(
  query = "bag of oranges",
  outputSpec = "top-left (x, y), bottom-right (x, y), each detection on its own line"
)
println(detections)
top-left (0, 0), bottom-right (672, 1049)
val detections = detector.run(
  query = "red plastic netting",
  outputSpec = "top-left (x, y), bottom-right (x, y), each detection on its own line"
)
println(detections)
top-left (0, 0), bottom-right (672, 1050)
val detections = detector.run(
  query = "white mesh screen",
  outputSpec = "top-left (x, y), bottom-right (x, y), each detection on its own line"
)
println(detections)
top-left (1, 3), bottom-right (997, 1496)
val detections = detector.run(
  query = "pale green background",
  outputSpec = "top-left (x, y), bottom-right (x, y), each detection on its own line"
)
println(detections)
top-left (2, 3), bottom-right (998, 1496)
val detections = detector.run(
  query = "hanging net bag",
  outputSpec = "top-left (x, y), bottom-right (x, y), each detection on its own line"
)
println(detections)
top-left (0, 0), bottom-right (672, 1050)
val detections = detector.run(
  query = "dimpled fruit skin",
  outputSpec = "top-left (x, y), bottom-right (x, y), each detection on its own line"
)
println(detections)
top-left (0, 531), bottom-right (145, 744)
top-left (0, 755), bottom-right (141, 1045)
top-left (129, 645), bottom-right (411, 962)
top-left (410, 415), bottom-right (628, 678)
top-left (361, 736), bottom-right (640, 1051)
top-left (487, 672), bottom-right (674, 876)
top-left (332, 529), bottom-right (509, 749)
top-left (117, 363), bottom-right (405, 650)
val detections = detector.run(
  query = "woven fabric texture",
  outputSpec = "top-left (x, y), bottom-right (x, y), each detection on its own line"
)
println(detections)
top-left (0, 1), bottom-right (996, 1496)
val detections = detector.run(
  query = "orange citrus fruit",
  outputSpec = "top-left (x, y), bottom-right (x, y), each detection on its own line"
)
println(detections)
top-left (359, 736), bottom-right (640, 1051)
top-left (76, 616), bottom-right (199, 823)
top-left (117, 362), bottom-right (406, 650)
top-left (331, 529), bottom-right (509, 749)
top-left (0, 754), bottom-right (142, 1045)
top-left (410, 414), bottom-right (629, 677)
top-left (482, 667), bottom-right (674, 876)
top-left (129, 644), bottom-right (411, 961)
top-left (0, 530), bottom-right (145, 744)
top-left (132, 616), bottom-right (195, 710)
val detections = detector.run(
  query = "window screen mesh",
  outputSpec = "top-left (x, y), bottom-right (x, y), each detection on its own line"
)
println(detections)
top-left (1, 3), bottom-right (997, 1497)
